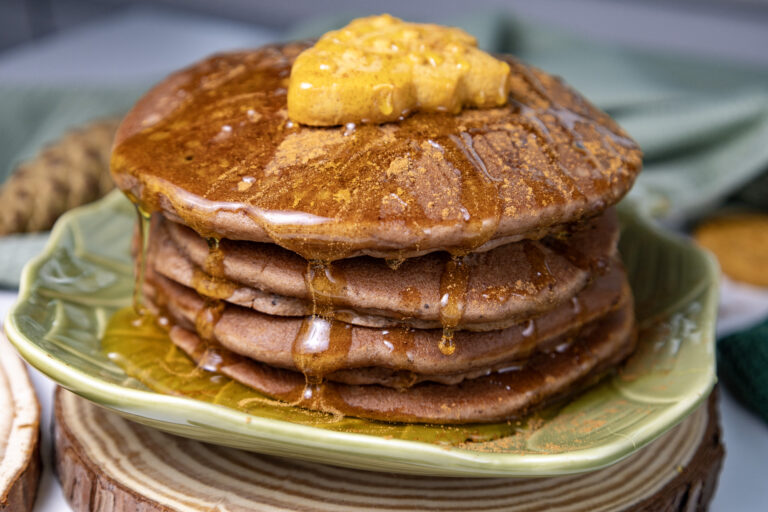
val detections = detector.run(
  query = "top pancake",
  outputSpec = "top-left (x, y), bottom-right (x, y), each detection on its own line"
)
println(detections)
top-left (112, 42), bottom-right (642, 260)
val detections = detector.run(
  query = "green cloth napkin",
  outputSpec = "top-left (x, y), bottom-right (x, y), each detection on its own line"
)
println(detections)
top-left (718, 316), bottom-right (768, 424)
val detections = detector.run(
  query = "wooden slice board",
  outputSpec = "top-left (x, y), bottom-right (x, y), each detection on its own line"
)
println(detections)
top-left (0, 333), bottom-right (41, 511)
top-left (54, 387), bottom-right (724, 511)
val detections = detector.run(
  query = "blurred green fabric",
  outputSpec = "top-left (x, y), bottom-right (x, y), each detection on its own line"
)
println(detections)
top-left (718, 316), bottom-right (768, 424)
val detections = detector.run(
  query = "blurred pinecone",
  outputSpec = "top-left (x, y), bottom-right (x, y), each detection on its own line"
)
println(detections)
top-left (0, 118), bottom-right (120, 235)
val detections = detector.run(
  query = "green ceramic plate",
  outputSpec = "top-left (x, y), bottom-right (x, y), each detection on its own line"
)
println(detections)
top-left (5, 191), bottom-right (718, 477)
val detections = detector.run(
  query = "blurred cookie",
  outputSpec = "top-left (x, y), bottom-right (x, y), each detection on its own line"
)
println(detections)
top-left (694, 213), bottom-right (768, 287)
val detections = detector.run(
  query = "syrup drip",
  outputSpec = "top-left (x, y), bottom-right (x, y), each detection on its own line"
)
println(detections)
top-left (190, 237), bottom-right (236, 300)
top-left (432, 127), bottom-right (502, 356)
top-left (438, 335), bottom-right (456, 357)
top-left (204, 237), bottom-right (225, 276)
top-left (291, 260), bottom-right (354, 408)
top-left (194, 298), bottom-right (225, 342)
top-left (304, 260), bottom-right (347, 316)
top-left (190, 269), bottom-right (237, 300)
top-left (437, 256), bottom-right (470, 356)
top-left (191, 236), bottom-right (228, 343)
top-left (291, 317), bottom-right (353, 380)
top-left (132, 206), bottom-right (151, 315)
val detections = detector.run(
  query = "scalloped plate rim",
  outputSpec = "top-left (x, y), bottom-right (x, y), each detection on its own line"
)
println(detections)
top-left (4, 192), bottom-right (719, 477)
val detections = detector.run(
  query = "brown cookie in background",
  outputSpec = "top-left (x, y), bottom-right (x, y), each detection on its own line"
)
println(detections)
top-left (694, 213), bottom-right (768, 287)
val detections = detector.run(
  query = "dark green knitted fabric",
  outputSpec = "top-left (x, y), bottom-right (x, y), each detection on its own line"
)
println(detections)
top-left (718, 316), bottom-right (768, 424)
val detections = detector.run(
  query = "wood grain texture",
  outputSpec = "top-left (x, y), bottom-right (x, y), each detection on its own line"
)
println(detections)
top-left (0, 333), bottom-right (41, 512)
top-left (54, 387), bottom-right (723, 512)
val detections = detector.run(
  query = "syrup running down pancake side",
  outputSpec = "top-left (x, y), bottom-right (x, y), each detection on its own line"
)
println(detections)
top-left (149, 209), bottom-right (620, 331)
top-left (142, 261), bottom-right (631, 387)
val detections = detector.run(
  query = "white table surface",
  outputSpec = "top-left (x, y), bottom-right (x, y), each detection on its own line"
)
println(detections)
top-left (1, 5), bottom-right (767, 511)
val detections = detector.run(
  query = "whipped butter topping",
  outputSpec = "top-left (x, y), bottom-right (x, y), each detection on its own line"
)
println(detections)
top-left (287, 14), bottom-right (510, 126)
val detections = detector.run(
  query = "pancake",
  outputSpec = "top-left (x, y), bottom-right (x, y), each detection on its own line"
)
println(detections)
top-left (111, 42), bottom-right (642, 261)
top-left (168, 300), bottom-right (636, 423)
top-left (144, 261), bottom-right (630, 386)
top-left (148, 210), bottom-right (619, 331)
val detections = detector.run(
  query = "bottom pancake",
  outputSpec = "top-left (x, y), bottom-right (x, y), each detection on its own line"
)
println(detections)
top-left (167, 301), bottom-right (636, 424)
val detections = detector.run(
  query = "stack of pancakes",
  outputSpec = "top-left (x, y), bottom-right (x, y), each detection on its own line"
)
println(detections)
top-left (111, 42), bottom-right (643, 424)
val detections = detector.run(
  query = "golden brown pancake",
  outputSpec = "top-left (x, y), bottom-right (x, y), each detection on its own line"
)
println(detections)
top-left (111, 43), bottom-right (642, 261)
top-left (167, 300), bottom-right (636, 423)
top-left (144, 261), bottom-right (630, 386)
top-left (148, 210), bottom-right (619, 331)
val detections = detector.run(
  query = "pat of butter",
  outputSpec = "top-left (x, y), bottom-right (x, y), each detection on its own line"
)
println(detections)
top-left (288, 14), bottom-right (510, 126)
